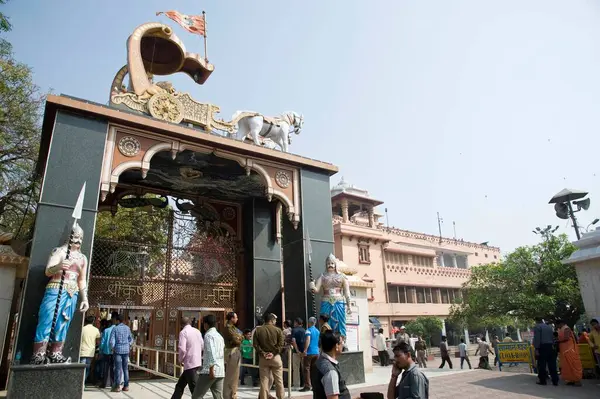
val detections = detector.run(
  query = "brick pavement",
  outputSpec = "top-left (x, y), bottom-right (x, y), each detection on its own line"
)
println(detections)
top-left (295, 370), bottom-right (600, 399)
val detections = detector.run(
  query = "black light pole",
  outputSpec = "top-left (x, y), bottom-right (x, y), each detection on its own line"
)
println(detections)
top-left (566, 201), bottom-right (581, 240)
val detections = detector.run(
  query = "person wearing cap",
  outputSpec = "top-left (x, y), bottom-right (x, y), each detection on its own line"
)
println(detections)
top-left (396, 326), bottom-right (410, 345)
top-left (300, 317), bottom-right (320, 392)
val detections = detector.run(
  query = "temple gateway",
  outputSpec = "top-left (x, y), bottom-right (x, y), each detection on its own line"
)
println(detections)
top-left (6, 19), bottom-right (356, 398)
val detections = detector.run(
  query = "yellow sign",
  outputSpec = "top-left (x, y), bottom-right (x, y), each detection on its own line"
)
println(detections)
top-left (578, 344), bottom-right (596, 369)
top-left (497, 342), bottom-right (533, 364)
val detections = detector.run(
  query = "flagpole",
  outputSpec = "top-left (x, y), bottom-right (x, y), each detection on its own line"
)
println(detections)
top-left (203, 11), bottom-right (208, 63)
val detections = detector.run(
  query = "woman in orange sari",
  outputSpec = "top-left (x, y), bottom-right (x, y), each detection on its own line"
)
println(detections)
top-left (556, 320), bottom-right (582, 386)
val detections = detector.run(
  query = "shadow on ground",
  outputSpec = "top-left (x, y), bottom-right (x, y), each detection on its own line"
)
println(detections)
top-left (468, 373), bottom-right (600, 399)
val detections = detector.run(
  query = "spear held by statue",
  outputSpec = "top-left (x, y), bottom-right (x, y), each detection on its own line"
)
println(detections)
top-left (30, 182), bottom-right (89, 365)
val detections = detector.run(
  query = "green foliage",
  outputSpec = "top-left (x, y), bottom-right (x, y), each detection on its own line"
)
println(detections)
top-left (95, 206), bottom-right (171, 244)
top-left (406, 316), bottom-right (443, 345)
top-left (450, 232), bottom-right (583, 328)
top-left (0, 1), bottom-right (11, 33)
top-left (405, 321), bottom-right (424, 338)
top-left (0, 5), bottom-right (43, 239)
top-left (92, 206), bottom-right (171, 278)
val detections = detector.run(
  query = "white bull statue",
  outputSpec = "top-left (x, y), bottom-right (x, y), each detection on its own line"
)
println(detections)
top-left (231, 111), bottom-right (303, 153)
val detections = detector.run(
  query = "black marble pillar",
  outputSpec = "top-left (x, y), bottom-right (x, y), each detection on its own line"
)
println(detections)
top-left (249, 198), bottom-right (282, 323)
top-left (8, 111), bottom-right (107, 397)
top-left (299, 169), bottom-right (335, 320)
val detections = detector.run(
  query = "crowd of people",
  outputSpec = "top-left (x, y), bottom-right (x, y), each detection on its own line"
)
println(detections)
top-left (79, 312), bottom-right (134, 392)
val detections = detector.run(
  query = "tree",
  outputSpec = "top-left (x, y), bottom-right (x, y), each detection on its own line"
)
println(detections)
top-left (450, 231), bottom-right (583, 328)
top-left (405, 320), bottom-right (424, 338)
top-left (0, 2), bottom-right (44, 239)
top-left (406, 316), bottom-right (443, 346)
top-left (0, 1), bottom-right (11, 33)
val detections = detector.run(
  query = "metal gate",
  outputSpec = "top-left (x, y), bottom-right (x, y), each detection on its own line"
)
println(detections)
top-left (87, 206), bottom-right (237, 375)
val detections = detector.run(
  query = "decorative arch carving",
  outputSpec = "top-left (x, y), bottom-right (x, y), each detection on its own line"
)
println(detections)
top-left (101, 124), bottom-right (301, 228)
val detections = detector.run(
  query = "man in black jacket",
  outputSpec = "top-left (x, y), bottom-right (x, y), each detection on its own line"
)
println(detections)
top-left (311, 331), bottom-right (351, 399)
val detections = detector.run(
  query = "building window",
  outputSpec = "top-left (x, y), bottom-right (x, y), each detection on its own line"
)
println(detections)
top-left (416, 287), bottom-right (425, 303)
top-left (484, 253), bottom-right (488, 258)
top-left (398, 286), bottom-right (407, 303)
top-left (406, 287), bottom-right (415, 303)
top-left (358, 244), bottom-right (370, 264)
top-left (425, 287), bottom-right (433, 303)
top-left (388, 284), bottom-right (399, 303)
top-left (493, 255), bottom-right (497, 259)
top-left (475, 252), bottom-right (479, 256)
top-left (388, 285), bottom-right (462, 305)
top-left (441, 289), bottom-right (449, 304)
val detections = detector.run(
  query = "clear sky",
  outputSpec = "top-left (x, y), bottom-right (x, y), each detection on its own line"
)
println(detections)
top-left (4, 0), bottom-right (600, 252)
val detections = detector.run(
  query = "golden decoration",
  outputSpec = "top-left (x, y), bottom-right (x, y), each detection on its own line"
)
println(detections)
top-left (148, 93), bottom-right (185, 124)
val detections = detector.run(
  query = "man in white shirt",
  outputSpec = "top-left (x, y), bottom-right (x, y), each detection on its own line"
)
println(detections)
top-left (375, 328), bottom-right (389, 366)
top-left (193, 315), bottom-right (225, 399)
top-left (395, 326), bottom-right (410, 344)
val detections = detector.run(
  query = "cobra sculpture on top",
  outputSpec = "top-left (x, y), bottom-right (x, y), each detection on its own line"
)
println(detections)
top-left (109, 22), bottom-right (303, 153)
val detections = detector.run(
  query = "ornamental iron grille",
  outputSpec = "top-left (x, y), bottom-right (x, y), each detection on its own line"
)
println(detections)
top-left (88, 205), bottom-right (238, 313)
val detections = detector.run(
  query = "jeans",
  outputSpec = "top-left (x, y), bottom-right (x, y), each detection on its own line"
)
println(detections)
top-left (80, 357), bottom-right (93, 382)
top-left (99, 354), bottom-right (114, 388)
top-left (171, 367), bottom-right (200, 399)
top-left (114, 353), bottom-right (130, 388)
top-left (460, 356), bottom-right (472, 369)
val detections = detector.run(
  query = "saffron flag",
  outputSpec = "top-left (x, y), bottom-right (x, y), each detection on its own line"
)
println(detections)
top-left (156, 10), bottom-right (205, 36)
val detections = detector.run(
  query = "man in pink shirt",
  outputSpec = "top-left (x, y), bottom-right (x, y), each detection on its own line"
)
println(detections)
top-left (171, 317), bottom-right (204, 399)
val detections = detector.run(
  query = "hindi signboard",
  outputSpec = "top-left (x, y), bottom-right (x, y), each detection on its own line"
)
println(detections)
top-left (346, 324), bottom-right (359, 352)
top-left (497, 342), bottom-right (534, 371)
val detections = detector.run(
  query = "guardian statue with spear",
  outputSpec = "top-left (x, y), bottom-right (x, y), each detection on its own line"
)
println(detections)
top-left (31, 183), bottom-right (90, 365)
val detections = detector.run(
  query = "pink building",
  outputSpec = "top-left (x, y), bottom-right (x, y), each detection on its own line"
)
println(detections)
top-left (330, 178), bottom-right (500, 344)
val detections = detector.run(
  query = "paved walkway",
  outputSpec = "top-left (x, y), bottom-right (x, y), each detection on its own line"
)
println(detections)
top-left (80, 362), bottom-right (471, 398)
top-left (79, 366), bottom-right (600, 399)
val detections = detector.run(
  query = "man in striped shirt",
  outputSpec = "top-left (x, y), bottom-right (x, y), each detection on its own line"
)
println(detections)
top-left (193, 314), bottom-right (225, 399)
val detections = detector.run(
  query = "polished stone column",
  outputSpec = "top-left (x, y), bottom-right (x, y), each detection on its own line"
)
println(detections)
top-left (452, 253), bottom-right (458, 268)
top-left (367, 207), bottom-right (374, 228)
top-left (439, 252), bottom-right (446, 267)
top-left (8, 111), bottom-right (108, 398)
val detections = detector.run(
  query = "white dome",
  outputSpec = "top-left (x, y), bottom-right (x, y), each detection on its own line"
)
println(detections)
top-left (331, 177), bottom-right (371, 198)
